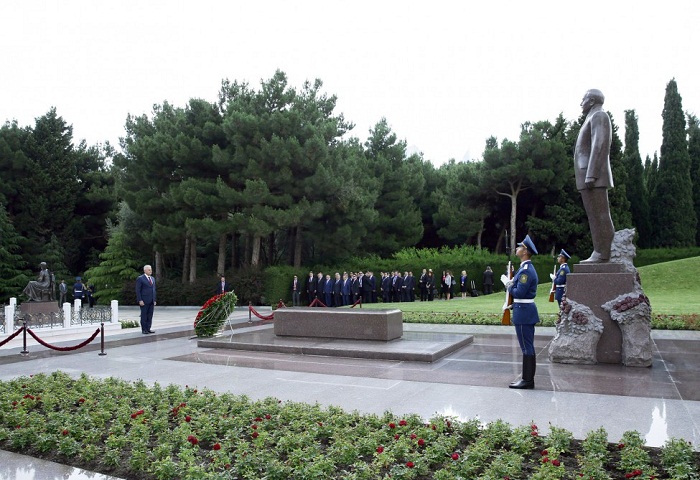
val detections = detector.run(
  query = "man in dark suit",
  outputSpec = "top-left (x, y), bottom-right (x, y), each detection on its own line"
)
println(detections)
top-left (291, 275), bottom-right (301, 306)
top-left (305, 271), bottom-right (316, 305)
top-left (216, 275), bottom-right (233, 295)
top-left (316, 272), bottom-right (326, 306)
top-left (136, 264), bottom-right (157, 334)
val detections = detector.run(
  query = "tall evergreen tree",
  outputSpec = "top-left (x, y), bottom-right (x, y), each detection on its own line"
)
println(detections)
top-left (688, 114), bottom-right (700, 245)
top-left (363, 119), bottom-right (424, 257)
top-left (607, 113), bottom-right (633, 230)
top-left (622, 110), bottom-right (652, 246)
top-left (650, 79), bottom-right (696, 246)
top-left (0, 203), bottom-right (29, 302)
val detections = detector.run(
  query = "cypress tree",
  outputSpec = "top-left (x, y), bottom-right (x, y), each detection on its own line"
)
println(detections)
top-left (688, 114), bottom-right (700, 245)
top-left (622, 110), bottom-right (652, 246)
top-left (0, 203), bottom-right (29, 302)
top-left (650, 79), bottom-right (696, 246)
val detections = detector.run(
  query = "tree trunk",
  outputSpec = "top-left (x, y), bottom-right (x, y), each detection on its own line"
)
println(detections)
top-left (182, 236), bottom-right (190, 283)
top-left (189, 239), bottom-right (197, 283)
top-left (230, 234), bottom-right (237, 270)
top-left (476, 218), bottom-right (484, 248)
top-left (293, 226), bottom-right (303, 268)
top-left (251, 235), bottom-right (261, 267)
top-left (510, 195), bottom-right (517, 254)
top-left (217, 233), bottom-right (226, 275)
top-left (155, 251), bottom-right (164, 283)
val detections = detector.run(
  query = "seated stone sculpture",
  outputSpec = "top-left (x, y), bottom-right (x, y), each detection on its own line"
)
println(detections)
top-left (22, 262), bottom-right (54, 302)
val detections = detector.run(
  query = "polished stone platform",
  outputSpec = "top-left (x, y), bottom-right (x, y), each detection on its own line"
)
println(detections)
top-left (274, 307), bottom-right (403, 341)
top-left (198, 325), bottom-right (473, 362)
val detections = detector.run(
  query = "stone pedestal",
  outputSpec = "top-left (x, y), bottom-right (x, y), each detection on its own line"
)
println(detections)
top-left (19, 302), bottom-right (60, 315)
top-left (274, 308), bottom-right (403, 341)
top-left (566, 263), bottom-right (635, 364)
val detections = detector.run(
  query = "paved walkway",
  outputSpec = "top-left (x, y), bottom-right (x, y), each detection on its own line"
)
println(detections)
top-left (0, 306), bottom-right (698, 478)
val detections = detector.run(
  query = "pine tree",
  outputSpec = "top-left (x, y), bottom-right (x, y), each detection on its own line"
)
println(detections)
top-left (650, 79), bottom-right (697, 246)
top-left (622, 110), bottom-right (652, 246)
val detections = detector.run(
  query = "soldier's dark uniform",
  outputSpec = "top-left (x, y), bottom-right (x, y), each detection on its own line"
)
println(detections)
top-left (504, 235), bottom-right (540, 389)
top-left (553, 249), bottom-right (570, 306)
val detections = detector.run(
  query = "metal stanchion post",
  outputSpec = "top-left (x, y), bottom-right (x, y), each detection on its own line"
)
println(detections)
top-left (248, 302), bottom-right (252, 323)
top-left (99, 322), bottom-right (106, 356)
top-left (21, 321), bottom-right (28, 356)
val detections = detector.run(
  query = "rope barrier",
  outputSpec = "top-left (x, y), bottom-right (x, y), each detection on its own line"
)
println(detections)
top-left (276, 299), bottom-right (287, 309)
top-left (249, 305), bottom-right (274, 321)
top-left (25, 327), bottom-right (101, 352)
top-left (350, 298), bottom-right (362, 308)
top-left (0, 326), bottom-right (25, 347)
top-left (308, 298), bottom-right (327, 308)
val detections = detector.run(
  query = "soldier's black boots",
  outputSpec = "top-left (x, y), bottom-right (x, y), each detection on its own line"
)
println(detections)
top-left (509, 355), bottom-right (536, 389)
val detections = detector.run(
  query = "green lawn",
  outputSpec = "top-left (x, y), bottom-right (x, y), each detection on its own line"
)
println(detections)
top-left (357, 257), bottom-right (700, 317)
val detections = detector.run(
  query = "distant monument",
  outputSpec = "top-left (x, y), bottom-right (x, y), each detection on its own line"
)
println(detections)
top-left (21, 261), bottom-right (59, 318)
top-left (22, 261), bottom-right (54, 302)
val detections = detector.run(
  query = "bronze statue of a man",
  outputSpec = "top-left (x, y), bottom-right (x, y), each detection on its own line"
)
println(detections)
top-left (574, 89), bottom-right (615, 263)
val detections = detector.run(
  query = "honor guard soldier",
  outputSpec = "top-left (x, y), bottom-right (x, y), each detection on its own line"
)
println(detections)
top-left (501, 234), bottom-right (540, 389)
top-left (551, 249), bottom-right (571, 307)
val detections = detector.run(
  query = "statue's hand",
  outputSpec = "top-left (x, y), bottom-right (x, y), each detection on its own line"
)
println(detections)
top-left (585, 177), bottom-right (596, 189)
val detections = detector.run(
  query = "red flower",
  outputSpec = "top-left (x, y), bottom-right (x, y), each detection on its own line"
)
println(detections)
top-left (265, 414), bottom-right (271, 419)
top-left (376, 446), bottom-right (384, 454)
top-left (410, 433), bottom-right (417, 439)
top-left (618, 443), bottom-right (625, 449)
top-left (394, 434), bottom-right (399, 440)
top-left (541, 449), bottom-right (548, 455)
top-left (451, 452), bottom-right (459, 460)
top-left (251, 424), bottom-right (258, 429)
top-left (62, 429), bottom-right (69, 436)
top-left (78, 398), bottom-right (85, 404)
top-left (399, 420), bottom-right (407, 426)
top-left (252, 431), bottom-right (259, 439)
top-left (552, 459), bottom-right (561, 466)
top-left (187, 435), bottom-right (198, 445)
top-left (531, 431), bottom-right (539, 436)
top-left (531, 424), bottom-right (538, 430)
top-left (542, 457), bottom-right (549, 463)
top-left (185, 415), bottom-right (191, 422)
top-left (431, 424), bottom-right (437, 430)
top-left (388, 422), bottom-right (396, 429)
top-left (317, 422), bottom-right (323, 427)
top-left (406, 461), bottom-right (414, 468)
top-left (213, 443), bottom-right (221, 450)
top-left (417, 438), bottom-right (425, 447)
top-left (254, 416), bottom-right (262, 422)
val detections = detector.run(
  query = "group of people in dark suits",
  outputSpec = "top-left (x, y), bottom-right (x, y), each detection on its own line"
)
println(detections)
top-left (300, 269), bottom-right (455, 306)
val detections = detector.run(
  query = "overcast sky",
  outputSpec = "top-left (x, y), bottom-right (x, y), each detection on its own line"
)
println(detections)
top-left (2, 1), bottom-right (699, 165)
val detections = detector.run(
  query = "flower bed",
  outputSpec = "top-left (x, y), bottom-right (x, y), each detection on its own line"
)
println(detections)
top-left (193, 292), bottom-right (238, 337)
top-left (0, 372), bottom-right (698, 479)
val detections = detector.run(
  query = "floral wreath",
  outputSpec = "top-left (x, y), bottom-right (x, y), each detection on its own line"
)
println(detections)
top-left (194, 291), bottom-right (238, 337)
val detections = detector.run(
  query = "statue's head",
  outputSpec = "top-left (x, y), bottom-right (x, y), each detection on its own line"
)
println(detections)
top-left (40, 262), bottom-right (47, 267)
top-left (586, 89), bottom-right (605, 105)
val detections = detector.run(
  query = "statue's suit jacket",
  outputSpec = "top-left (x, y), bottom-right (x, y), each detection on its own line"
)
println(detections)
top-left (574, 106), bottom-right (613, 191)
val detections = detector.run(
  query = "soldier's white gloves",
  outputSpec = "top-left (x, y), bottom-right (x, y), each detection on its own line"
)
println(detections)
top-left (549, 273), bottom-right (555, 281)
top-left (500, 274), bottom-right (513, 288)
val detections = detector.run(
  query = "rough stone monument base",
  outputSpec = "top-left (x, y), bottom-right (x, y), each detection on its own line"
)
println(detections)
top-left (566, 263), bottom-right (635, 364)
top-left (549, 228), bottom-right (653, 367)
top-left (274, 307), bottom-right (402, 341)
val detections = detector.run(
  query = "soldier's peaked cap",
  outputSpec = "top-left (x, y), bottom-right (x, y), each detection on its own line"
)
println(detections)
top-left (558, 249), bottom-right (570, 259)
top-left (517, 235), bottom-right (538, 255)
